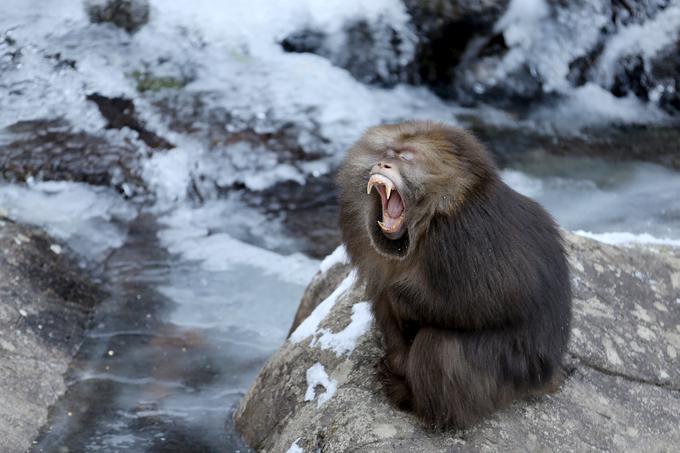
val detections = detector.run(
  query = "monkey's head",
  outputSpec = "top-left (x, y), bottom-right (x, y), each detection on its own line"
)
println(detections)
top-left (338, 121), bottom-right (496, 260)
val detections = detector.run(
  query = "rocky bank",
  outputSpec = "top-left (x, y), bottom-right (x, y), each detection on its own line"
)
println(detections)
top-left (0, 218), bottom-right (101, 453)
top-left (235, 232), bottom-right (680, 452)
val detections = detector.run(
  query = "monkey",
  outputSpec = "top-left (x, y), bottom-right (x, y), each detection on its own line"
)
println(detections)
top-left (336, 121), bottom-right (572, 430)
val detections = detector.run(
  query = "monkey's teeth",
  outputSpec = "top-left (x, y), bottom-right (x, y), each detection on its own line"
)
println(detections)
top-left (386, 186), bottom-right (392, 200)
top-left (367, 181), bottom-right (373, 194)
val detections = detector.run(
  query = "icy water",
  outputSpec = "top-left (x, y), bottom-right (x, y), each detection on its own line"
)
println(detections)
top-left (32, 215), bottom-right (276, 451)
top-left (2, 0), bottom-right (680, 452)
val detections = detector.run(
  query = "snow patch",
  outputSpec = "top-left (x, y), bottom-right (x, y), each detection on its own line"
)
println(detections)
top-left (290, 270), bottom-right (357, 342)
top-left (286, 438), bottom-right (304, 453)
top-left (314, 302), bottom-right (373, 355)
top-left (497, 0), bottom-right (550, 49)
top-left (319, 245), bottom-right (349, 274)
top-left (304, 362), bottom-right (337, 408)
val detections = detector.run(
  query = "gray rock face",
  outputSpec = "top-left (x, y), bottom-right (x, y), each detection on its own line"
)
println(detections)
top-left (235, 232), bottom-right (680, 452)
top-left (85, 0), bottom-right (150, 33)
top-left (0, 218), bottom-right (101, 453)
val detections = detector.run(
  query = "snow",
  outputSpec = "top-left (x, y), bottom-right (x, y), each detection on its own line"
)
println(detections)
top-left (319, 245), bottom-right (349, 274)
top-left (574, 231), bottom-right (680, 248)
top-left (304, 362), bottom-right (337, 408)
top-left (289, 270), bottom-right (358, 343)
top-left (286, 438), bottom-right (304, 453)
top-left (496, 0), bottom-right (550, 49)
top-left (314, 302), bottom-right (373, 355)
top-left (595, 4), bottom-right (680, 88)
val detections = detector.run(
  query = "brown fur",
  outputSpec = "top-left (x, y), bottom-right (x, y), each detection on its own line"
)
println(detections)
top-left (337, 121), bottom-right (572, 430)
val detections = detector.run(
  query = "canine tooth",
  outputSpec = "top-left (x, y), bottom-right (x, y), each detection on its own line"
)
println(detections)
top-left (367, 180), bottom-right (373, 194)
top-left (386, 185), bottom-right (392, 200)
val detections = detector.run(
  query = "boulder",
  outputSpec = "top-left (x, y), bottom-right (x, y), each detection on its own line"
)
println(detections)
top-left (0, 218), bottom-right (102, 452)
top-left (235, 232), bottom-right (680, 452)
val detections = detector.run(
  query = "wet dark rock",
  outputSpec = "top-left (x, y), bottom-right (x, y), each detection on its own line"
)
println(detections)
top-left (403, 0), bottom-right (509, 94)
top-left (610, 55), bottom-right (651, 99)
top-left (255, 173), bottom-right (341, 259)
top-left (85, 0), bottom-right (150, 34)
top-left (0, 118), bottom-right (148, 197)
top-left (442, 0), bottom-right (678, 114)
top-left (0, 219), bottom-right (102, 453)
top-left (649, 38), bottom-right (680, 115)
top-left (235, 233), bottom-right (680, 452)
top-left (280, 29), bottom-right (326, 55)
top-left (467, 119), bottom-right (680, 170)
top-left (86, 93), bottom-right (174, 149)
top-left (280, 18), bottom-right (415, 87)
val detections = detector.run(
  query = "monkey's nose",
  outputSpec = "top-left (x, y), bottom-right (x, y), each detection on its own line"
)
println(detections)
top-left (378, 162), bottom-right (392, 169)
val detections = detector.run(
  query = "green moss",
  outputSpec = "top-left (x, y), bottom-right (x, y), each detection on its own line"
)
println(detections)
top-left (130, 71), bottom-right (185, 93)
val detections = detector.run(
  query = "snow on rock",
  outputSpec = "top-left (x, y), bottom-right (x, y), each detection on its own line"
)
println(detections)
top-left (318, 245), bottom-right (349, 274)
top-left (289, 270), bottom-right (357, 343)
top-left (313, 302), bottom-right (373, 356)
top-left (286, 438), bottom-right (304, 453)
top-left (304, 362), bottom-right (337, 408)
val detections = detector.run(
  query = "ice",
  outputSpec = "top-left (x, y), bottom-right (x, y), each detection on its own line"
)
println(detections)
top-left (304, 362), bottom-right (337, 408)
top-left (290, 270), bottom-right (358, 343)
top-left (314, 302), bottom-right (373, 355)
top-left (0, 180), bottom-right (136, 260)
top-left (502, 162), bottom-right (680, 241)
top-left (159, 231), bottom-right (317, 286)
top-left (157, 201), bottom-right (318, 286)
top-left (530, 83), bottom-right (668, 130)
top-left (574, 231), bottom-right (680, 247)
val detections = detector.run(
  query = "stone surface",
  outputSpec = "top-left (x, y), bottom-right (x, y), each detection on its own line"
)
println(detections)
top-left (235, 233), bottom-right (680, 452)
top-left (0, 218), bottom-right (102, 453)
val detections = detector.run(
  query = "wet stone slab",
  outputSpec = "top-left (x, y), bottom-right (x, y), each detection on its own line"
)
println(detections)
top-left (0, 218), bottom-right (102, 453)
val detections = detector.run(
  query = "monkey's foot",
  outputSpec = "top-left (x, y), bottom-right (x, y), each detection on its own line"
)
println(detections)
top-left (378, 358), bottom-right (413, 411)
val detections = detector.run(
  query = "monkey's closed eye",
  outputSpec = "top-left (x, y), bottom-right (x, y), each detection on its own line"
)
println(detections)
top-left (400, 151), bottom-right (414, 162)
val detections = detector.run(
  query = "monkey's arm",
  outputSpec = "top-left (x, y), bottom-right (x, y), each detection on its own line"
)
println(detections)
top-left (373, 292), bottom-right (411, 377)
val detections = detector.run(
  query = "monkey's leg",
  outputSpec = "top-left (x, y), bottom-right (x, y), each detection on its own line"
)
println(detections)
top-left (373, 293), bottom-right (414, 410)
top-left (405, 327), bottom-right (509, 430)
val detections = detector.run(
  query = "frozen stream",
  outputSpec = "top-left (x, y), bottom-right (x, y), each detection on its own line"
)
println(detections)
top-left (1, 0), bottom-right (680, 451)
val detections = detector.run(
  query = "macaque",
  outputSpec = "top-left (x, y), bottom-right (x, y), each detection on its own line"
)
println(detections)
top-left (337, 121), bottom-right (571, 429)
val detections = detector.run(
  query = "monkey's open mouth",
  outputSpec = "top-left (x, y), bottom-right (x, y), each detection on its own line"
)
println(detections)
top-left (367, 173), bottom-right (406, 239)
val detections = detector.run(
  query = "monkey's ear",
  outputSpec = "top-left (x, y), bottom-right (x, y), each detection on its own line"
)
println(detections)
top-left (437, 194), bottom-right (456, 214)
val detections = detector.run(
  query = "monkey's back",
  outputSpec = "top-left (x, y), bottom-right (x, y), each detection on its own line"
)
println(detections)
top-left (409, 178), bottom-right (572, 389)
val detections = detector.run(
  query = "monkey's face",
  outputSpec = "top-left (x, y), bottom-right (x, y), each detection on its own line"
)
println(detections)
top-left (338, 122), bottom-right (495, 260)
top-left (362, 141), bottom-right (436, 259)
